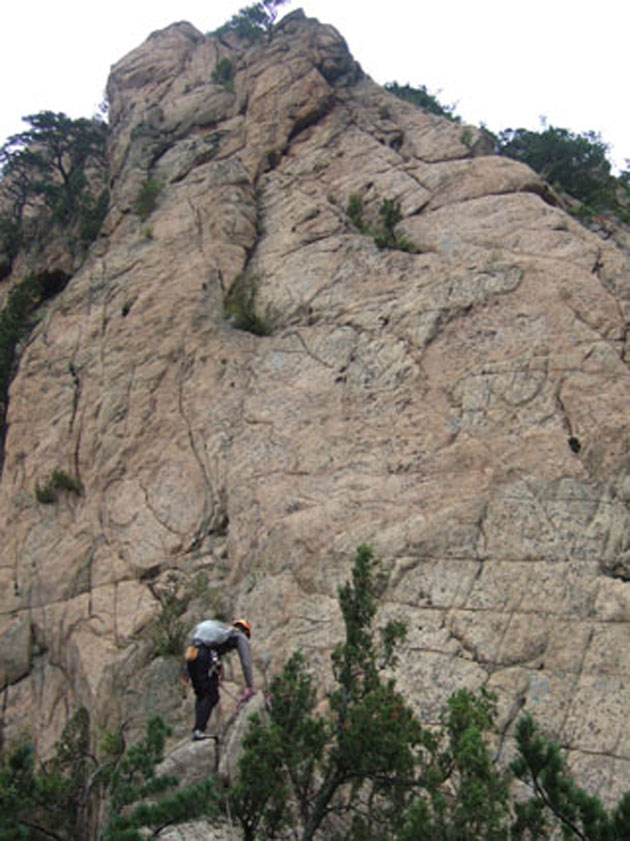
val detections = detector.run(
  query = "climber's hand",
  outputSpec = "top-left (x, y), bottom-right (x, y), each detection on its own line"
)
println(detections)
top-left (238, 687), bottom-right (256, 707)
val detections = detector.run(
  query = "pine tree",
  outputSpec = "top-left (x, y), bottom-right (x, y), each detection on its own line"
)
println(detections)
top-left (0, 712), bottom-right (219, 841)
top-left (213, 0), bottom-right (290, 41)
top-left (0, 110), bottom-right (109, 267)
top-left (231, 545), bottom-right (510, 841)
top-left (511, 714), bottom-right (630, 840)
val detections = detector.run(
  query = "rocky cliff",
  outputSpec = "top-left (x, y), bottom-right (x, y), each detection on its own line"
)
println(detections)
top-left (2, 8), bottom-right (630, 801)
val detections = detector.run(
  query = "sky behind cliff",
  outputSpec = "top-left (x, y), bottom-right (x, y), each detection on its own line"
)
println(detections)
top-left (1, 0), bottom-right (628, 169)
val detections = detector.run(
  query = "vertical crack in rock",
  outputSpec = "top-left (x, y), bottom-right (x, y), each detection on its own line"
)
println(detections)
top-left (560, 625), bottom-right (595, 741)
top-left (138, 477), bottom-right (183, 541)
top-left (494, 687), bottom-right (528, 763)
top-left (592, 247), bottom-right (604, 277)
top-left (554, 378), bottom-right (579, 449)
top-left (0, 684), bottom-right (8, 751)
top-left (284, 330), bottom-right (336, 369)
top-left (68, 361), bottom-right (82, 433)
top-left (176, 353), bottom-right (222, 543)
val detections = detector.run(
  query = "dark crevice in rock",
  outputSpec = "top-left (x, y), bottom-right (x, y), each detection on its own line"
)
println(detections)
top-left (176, 354), bottom-right (222, 536)
top-left (39, 269), bottom-right (71, 298)
top-left (0, 258), bottom-right (13, 283)
top-left (316, 54), bottom-right (362, 88)
top-left (602, 564), bottom-right (630, 582)
top-left (285, 93), bottom-right (336, 146)
top-left (68, 362), bottom-right (81, 433)
top-left (592, 248), bottom-right (605, 276)
top-left (425, 185), bottom-right (560, 214)
top-left (520, 181), bottom-right (562, 207)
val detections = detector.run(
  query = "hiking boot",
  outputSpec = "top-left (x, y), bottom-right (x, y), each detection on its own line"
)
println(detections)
top-left (191, 729), bottom-right (206, 741)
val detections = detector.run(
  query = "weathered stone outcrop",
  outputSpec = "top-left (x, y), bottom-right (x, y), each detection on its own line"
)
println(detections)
top-left (2, 8), bottom-right (630, 803)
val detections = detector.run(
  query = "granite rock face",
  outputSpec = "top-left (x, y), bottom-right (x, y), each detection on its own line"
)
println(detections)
top-left (2, 9), bottom-right (630, 799)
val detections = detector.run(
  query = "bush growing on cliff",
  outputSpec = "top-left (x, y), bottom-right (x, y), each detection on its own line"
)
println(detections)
top-left (373, 197), bottom-right (403, 249)
top-left (497, 124), bottom-right (628, 218)
top-left (346, 194), bottom-right (417, 252)
top-left (0, 271), bottom-right (72, 473)
top-left (133, 177), bottom-right (161, 220)
top-left (34, 468), bottom-right (83, 504)
top-left (0, 275), bottom-right (43, 400)
top-left (0, 708), bottom-right (92, 839)
top-left (223, 272), bottom-right (274, 336)
top-left (212, 57), bottom-right (236, 91)
top-left (0, 274), bottom-right (47, 466)
top-left (213, 0), bottom-right (289, 41)
top-left (384, 81), bottom-right (461, 122)
top-left (150, 573), bottom-right (190, 657)
top-left (347, 192), bottom-right (366, 232)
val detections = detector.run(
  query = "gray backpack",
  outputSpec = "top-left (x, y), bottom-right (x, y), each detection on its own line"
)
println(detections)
top-left (188, 619), bottom-right (232, 650)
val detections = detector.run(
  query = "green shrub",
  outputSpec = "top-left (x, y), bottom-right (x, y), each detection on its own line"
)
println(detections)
top-left (224, 273), bottom-right (273, 336)
top-left (77, 187), bottom-right (109, 244)
top-left (0, 710), bottom-right (220, 841)
top-left (0, 274), bottom-right (47, 465)
top-left (35, 482), bottom-right (57, 504)
top-left (347, 195), bottom-right (416, 252)
top-left (133, 178), bottom-right (161, 221)
top-left (35, 469), bottom-right (83, 503)
top-left (497, 125), bottom-right (616, 210)
top-left (0, 275), bottom-right (43, 397)
top-left (151, 574), bottom-right (190, 657)
top-left (212, 0), bottom-right (289, 41)
top-left (51, 469), bottom-right (83, 494)
top-left (384, 81), bottom-right (460, 122)
top-left (0, 216), bottom-right (22, 266)
top-left (373, 197), bottom-right (402, 248)
top-left (212, 57), bottom-right (235, 90)
top-left (347, 193), bottom-right (366, 232)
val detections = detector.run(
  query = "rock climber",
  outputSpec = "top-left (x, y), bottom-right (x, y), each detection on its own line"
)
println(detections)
top-left (185, 617), bottom-right (255, 741)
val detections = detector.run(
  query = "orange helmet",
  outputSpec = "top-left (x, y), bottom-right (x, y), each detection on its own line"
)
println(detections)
top-left (232, 618), bottom-right (252, 638)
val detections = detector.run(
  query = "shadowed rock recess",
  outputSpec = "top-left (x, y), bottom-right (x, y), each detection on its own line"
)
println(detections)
top-left (2, 9), bottom-right (630, 799)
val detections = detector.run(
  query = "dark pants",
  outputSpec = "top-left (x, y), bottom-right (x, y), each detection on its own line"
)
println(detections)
top-left (187, 646), bottom-right (220, 732)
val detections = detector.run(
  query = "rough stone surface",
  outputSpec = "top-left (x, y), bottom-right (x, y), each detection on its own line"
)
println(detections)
top-left (157, 820), bottom-right (233, 841)
top-left (0, 614), bottom-right (31, 687)
top-left (2, 7), bottom-right (630, 810)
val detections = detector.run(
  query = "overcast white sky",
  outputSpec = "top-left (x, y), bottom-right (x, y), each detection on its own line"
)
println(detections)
top-left (1, 0), bottom-right (628, 169)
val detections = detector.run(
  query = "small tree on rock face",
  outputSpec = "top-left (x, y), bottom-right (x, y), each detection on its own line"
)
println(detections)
top-left (398, 687), bottom-right (511, 841)
top-left (213, 0), bottom-right (289, 41)
top-left (1, 111), bottom-right (107, 222)
top-left (510, 714), bottom-right (630, 841)
top-left (0, 110), bottom-right (108, 264)
top-left (384, 81), bottom-right (460, 122)
top-left (497, 125), bottom-right (615, 210)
